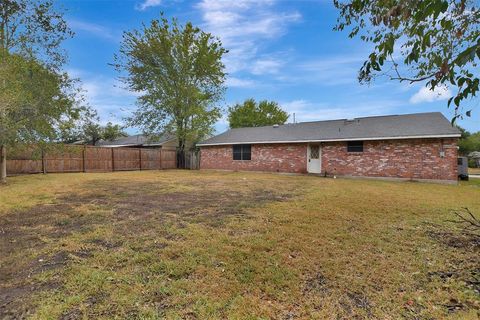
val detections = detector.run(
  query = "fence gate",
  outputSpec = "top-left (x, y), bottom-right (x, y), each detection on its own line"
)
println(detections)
top-left (177, 150), bottom-right (200, 170)
top-left (189, 151), bottom-right (200, 170)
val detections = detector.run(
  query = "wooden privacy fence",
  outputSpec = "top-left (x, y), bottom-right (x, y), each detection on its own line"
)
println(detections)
top-left (177, 150), bottom-right (200, 170)
top-left (6, 145), bottom-right (176, 176)
top-left (186, 151), bottom-right (200, 170)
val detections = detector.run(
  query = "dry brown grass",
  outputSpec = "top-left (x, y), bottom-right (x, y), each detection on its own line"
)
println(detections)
top-left (469, 167), bottom-right (480, 175)
top-left (0, 170), bottom-right (479, 319)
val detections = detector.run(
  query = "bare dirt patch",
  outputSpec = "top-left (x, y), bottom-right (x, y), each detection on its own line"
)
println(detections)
top-left (424, 217), bottom-right (480, 314)
top-left (0, 178), bottom-right (297, 318)
top-left (1, 202), bottom-right (89, 319)
top-left (303, 272), bottom-right (329, 295)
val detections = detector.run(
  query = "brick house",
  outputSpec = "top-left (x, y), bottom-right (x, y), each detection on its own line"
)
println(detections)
top-left (197, 112), bottom-right (461, 183)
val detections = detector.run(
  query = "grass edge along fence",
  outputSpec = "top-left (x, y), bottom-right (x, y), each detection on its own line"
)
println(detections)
top-left (6, 145), bottom-right (177, 176)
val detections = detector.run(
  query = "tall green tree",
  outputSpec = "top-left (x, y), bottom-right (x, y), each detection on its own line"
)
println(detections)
top-left (113, 15), bottom-right (226, 153)
top-left (0, 0), bottom-right (76, 183)
top-left (59, 108), bottom-right (127, 145)
top-left (459, 131), bottom-right (480, 155)
top-left (228, 99), bottom-right (289, 128)
top-left (75, 108), bottom-right (104, 145)
top-left (334, 0), bottom-right (480, 120)
top-left (103, 122), bottom-right (127, 142)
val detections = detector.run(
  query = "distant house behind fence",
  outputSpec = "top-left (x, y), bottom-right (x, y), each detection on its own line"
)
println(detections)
top-left (96, 134), bottom-right (177, 150)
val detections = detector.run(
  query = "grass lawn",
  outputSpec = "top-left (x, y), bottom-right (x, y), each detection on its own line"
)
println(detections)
top-left (1, 171), bottom-right (479, 319)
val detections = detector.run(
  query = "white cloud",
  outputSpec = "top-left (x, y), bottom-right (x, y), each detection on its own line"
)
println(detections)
top-left (226, 77), bottom-right (257, 88)
top-left (67, 69), bottom-right (139, 125)
top-left (69, 20), bottom-right (118, 41)
top-left (77, 75), bottom-right (139, 101)
top-left (197, 0), bottom-right (275, 14)
top-left (136, 0), bottom-right (162, 11)
top-left (296, 55), bottom-right (365, 85)
top-left (410, 85), bottom-right (452, 104)
top-left (251, 58), bottom-right (284, 75)
top-left (196, 0), bottom-right (301, 74)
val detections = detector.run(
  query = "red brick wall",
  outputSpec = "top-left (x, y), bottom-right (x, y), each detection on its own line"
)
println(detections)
top-left (200, 143), bottom-right (308, 173)
top-left (200, 138), bottom-right (458, 181)
top-left (322, 138), bottom-right (458, 181)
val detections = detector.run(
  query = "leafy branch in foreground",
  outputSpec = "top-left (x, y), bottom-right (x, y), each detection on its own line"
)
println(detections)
top-left (334, 0), bottom-right (480, 121)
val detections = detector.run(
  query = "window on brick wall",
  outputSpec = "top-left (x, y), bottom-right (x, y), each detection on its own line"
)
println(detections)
top-left (233, 144), bottom-right (251, 160)
top-left (347, 141), bottom-right (364, 152)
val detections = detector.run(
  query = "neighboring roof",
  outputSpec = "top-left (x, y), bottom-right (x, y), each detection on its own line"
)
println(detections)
top-left (197, 112), bottom-right (461, 146)
top-left (71, 140), bottom-right (87, 145)
top-left (469, 151), bottom-right (480, 158)
top-left (96, 134), bottom-right (176, 147)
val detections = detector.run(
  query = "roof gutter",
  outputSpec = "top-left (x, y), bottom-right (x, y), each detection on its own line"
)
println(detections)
top-left (196, 134), bottom-right (461, 147)
top-left (97, 144), bottom-right (163, 148)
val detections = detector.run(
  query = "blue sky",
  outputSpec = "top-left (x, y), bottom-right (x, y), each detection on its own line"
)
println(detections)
top-left (61, 0), bottom-right (479, 134)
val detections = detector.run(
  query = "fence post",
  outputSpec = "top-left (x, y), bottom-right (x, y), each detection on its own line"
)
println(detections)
top-left (139, 149), bottom-right (142, 171)
top-left (111, 148), bottom-right (115, 172)
top-left (1, 145), bottom-right (7, 183)
top-left (197, 150), bottom-right (200, 170)
top-left (41, 149), bottom-right (46, 174)
top-left (83, 145), bottom-right (86, 173)
top-left (159, 149), bottom-right (162, 170)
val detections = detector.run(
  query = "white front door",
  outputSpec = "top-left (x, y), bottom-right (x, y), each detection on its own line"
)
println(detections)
top-left (307, 144), bottom-right (321, 173)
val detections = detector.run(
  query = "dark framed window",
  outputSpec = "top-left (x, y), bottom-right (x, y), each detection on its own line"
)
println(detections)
top-left (347, 141), bottom-right (364, 152)
top-left (233, 144), bottom-right (251, 160)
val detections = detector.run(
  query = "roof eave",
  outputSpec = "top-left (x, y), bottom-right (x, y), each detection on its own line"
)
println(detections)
top-left (97, 139), bottom-right (176, 148)
top-left (196, 134), bottom-right (461, 147)
top-left (97, 144), bottom-right (142, 148)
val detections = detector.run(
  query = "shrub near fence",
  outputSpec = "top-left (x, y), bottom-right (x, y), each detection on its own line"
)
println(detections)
top-left (6, 145), bottom-right (176, 176)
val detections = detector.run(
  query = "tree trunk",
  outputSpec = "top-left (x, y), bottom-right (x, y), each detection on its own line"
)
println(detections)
top-left (177, 139), bottom-right (185, 169)
top-left (1, 144), bottom-right (6, 184)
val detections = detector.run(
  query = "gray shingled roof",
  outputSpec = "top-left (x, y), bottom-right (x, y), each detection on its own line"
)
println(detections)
top-left (97, 134), bottom-right (175, 147)
top-left (469, 151), bottom-right (480, 158)
top-left (198, 112), bottom-right (460, 146)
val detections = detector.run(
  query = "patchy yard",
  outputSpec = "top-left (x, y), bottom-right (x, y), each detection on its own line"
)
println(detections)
top-left (0, 171), bottom-right (479, 319)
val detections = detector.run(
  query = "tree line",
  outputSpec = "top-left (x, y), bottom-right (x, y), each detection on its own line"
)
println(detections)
top-left (458, 126), bottom-right (480, 156)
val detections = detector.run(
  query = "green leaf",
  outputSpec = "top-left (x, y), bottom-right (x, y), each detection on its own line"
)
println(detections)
top-left (454, 96), bottom-right (461, 107)
top-left (423, 33), bottom-right (431, 48)
top-left (334, 0), bottom-right (478, 118)
top-left (448, 97), bottom-right (454, 107)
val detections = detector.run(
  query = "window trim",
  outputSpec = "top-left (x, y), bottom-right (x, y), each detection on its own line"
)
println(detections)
top-left (232, 144), bottom-right (252, 161)
top-left (347, 141), bottom-right (364, 153)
